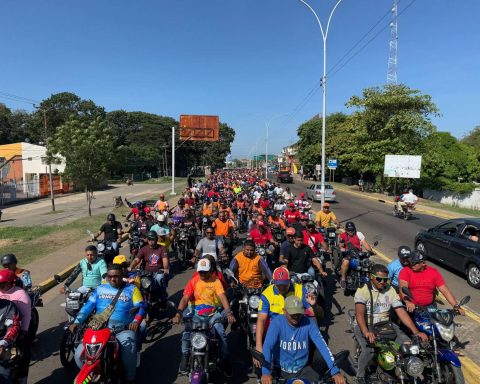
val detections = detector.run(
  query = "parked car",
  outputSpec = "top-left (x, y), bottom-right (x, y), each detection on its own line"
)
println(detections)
top-left (305, 183), bottom-right (336, 202)
top-left (415, 218), bottom-right (480, 288)
top-left (276, 171), bottom-right (293, 183)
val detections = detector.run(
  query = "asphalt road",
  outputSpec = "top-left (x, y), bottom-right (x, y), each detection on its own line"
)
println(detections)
top-left (28, 180), bottom-right (480, 383)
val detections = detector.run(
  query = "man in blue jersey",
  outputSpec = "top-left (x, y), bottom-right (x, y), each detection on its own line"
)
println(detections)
top-left (260, 295), bottom-right (346, 384)
top-left (387, 245), bottom-right (411, 292)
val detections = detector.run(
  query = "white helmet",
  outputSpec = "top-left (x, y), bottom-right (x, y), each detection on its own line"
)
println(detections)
top-left (157, 213), bottom-right (166, 222)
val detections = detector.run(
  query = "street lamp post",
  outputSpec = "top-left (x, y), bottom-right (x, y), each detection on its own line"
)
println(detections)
top-left (297, 0), bottom-right (343, 206)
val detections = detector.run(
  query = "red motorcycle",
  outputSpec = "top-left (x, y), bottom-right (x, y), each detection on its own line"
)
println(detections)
top-left (75, 325), bottom-right (123, 383)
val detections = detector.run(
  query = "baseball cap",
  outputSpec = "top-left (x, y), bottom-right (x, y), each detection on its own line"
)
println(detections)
top-left (300, 192), bottom-right (305, 197)
top-left (409, 250), bottom-right (425, 265)
top-left (289, 202), bottom-right (295, 208)
top-left (300, 214), bottom-right (309, 220)
top-left (113, 255), bottom-right (128, 265)
top-left (197, 258), bottom-right (211, 272)
top-left (397, 245), bottom-right (412, 259)
top-left (257, 220), bottom-right (265, 227)
top-left (284, 295), bottom-right (304, 315)
top-left (323, 202), bottom-right (330, 208)
top-left (254, 199), bottom-right (259, 204)
top-left (273, 266), bottom-right (290, 285)
top-left (286, 227), bottom-right (296, 235)
top-left (157, 214), bottom-right (166, 221)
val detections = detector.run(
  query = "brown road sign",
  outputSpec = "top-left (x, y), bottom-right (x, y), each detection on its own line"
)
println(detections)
top-left (180, 115), bottom-right (219, 142)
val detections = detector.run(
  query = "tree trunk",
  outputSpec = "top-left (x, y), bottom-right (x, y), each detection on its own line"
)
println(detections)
top-left (87, 189), bottom-right (92, 216)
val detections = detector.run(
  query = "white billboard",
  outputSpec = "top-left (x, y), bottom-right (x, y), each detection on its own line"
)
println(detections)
top-left (384, 155), bottom-right (422, 179)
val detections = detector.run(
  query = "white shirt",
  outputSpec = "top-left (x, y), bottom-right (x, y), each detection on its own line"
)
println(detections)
top-left (282, 191), bottom-right (294, 201)
top-left (402, 192), bottom-right (418, 204)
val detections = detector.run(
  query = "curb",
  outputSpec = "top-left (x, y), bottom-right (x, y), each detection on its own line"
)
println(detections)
top-left (332, 184), bottom-right (460, 220)
top-left (373, 248), bottom-right (480, 383)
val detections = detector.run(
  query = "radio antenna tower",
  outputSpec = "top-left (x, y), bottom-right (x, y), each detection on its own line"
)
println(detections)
top-left (387, 0), bottom-right (398, 84)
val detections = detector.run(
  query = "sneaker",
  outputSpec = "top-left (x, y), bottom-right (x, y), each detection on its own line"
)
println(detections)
top-left (340, 280), bottom-right (347, 289)
top-left (179, 354), bottom-right (189, 374)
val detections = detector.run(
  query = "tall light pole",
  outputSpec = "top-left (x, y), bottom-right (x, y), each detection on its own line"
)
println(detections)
top-left (297, 0), bottom-right (343, 206)
top-left (265, 114), bottom-right (284, 180)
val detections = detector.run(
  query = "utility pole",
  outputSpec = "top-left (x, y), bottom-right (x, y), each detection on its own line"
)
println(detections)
top-left (387, 0), bottom-right (398, 84)
top-left (171, 126), bottom-right (176, 195)
top-left (36, 106), bottom-right (56, 212)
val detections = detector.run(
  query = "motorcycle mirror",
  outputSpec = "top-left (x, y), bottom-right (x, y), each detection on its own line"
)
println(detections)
top-left (53, 274), bottom-right (63, 283)
top-left (459, 296), bottom-right (471, 306)
top-left (250, 349), bottom-right (266, 366)
top-left (373, 241), bottom-right (379, 247)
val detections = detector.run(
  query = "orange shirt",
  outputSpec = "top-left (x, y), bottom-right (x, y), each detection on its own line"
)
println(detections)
top-left (220, 207), bottom-right (234, 219)
top-left (234, 252), bottom-right (263, 288)
top-left (213, 218), bottom-right (235, 237)
top-left (268, 217), bottom-right (286, 229)
top-left (183, 276), bottom-right (225, 316)
top-left (203, 203), bottom-right (214, 216)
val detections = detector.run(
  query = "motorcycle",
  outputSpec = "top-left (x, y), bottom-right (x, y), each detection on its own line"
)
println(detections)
top-left (183, 316), bottom-right (227, 384)
top-left (348, 309), bottom-right (427, 383)
top-left (402, 287), bottom-right (470, 384)
top-left (291, 272), bottom-right (326, 310)
top-left (225, 269), bottom-right (262, 349)
top-left (320, 226), bottom-right (341, 273)
top-left (251, 348), bottom-right (350, 384)
top-left (256, 243), bottom-right (276, 267)
top-left (271, 226), bottom-right (285, 244)
top-left (344, 247), bottom-right (376, 296)
top-left (55, 274), bottom-right (91, 368)
top-left (175, 227), bottom-right (190, 269)
top-left (128, 230), bottom-right (146, 261)
top-left (235, 208), bottom-right (248, 233)
top-left (393, 198), bottom-right (415, 220)
top-left (27, 286), bottom-right (43, 340)
top-left (137, 270), bottom-right (169, 324)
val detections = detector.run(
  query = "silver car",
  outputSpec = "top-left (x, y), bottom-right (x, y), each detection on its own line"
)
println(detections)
top-left (306, 183), bottom-right (337, 202)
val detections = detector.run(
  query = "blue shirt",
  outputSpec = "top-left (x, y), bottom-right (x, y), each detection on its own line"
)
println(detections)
top-left (262, 315), bottom-right (339, 376)
top-left (387, 259), bottom-right (403, 287)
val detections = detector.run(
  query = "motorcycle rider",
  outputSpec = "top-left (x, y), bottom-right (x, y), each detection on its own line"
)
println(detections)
top-left (254, 266), bottom-right (320, 368)
top-left (0, 269), bottom-right (32, 384)
top-left (92, 213), bottom-right (123, 255)
top-left (315, 202), bottom-right (340, 229)
top-left (1, 253), bottom-right (32, 289)
top-left (294, 192), bottom-right (311, 211)
top-left (60, 245), bottom-right (108, 294)
top-left (249, 220), bottom-right (277, 247)
top-left (152, 193), bottom-right (169, 213)
top-left (150, 214), bottom-right (174, 245)
top-left (387, 246), bottom-right (411, 292)
top-left (303, 221), bottom-right (329, 259)
top-left (172, 258), bottom-right (235, 375)
top-left (268, 210), bottom-right (286, 230)
top-left (125, 200), bottom-right (151, 221)
top-left (170, 198), bottom-right (187, 219)
top-left (282, 187), bottom-right (294, 201)
top-left (273, 197), bottom-right (287, 215)
top-left (212, 210), bottom-right (236, 257)
top-left (338, 222), bottom-right (373, 289)
top-left (70, 264), bottom-right (145, 384)
top-left (132, 210), bottom-right (153, 236)
top-left (260, 295), bottom-right (346, 384)
top-left (193, 226), bottom-right (227, 263)
top-left (280, 232), bottom-right (326, 278)
top-left (279, 227), bottom-right (295, 261)
top-left (353, 263), bottom-right (428, 384)
top-left (398, 251), bottom-right (466, 315)
top-left (130, 231), bottom-right (169, 307)
top-left (284, 203), bottom-right (301, 225)
top-left (396, 188), bottom-right (418, 213)
top-left (229, 240), bottom-right (272, 289)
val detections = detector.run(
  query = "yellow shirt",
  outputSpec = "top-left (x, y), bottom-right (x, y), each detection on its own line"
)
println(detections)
top-left (316, 211), bottom-right (337, 228)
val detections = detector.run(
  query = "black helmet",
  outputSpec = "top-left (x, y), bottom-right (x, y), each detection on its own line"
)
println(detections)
top-left (146, 230), bottom-right (158, 241)
top-left (1, 254), bottom-right (17, 266)
top-left (345, 222), bottom-right (356, 233)
top-left (107, 213), bottom-right (116, 222)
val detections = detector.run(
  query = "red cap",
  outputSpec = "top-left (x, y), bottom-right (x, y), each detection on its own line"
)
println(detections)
top-left (286, 227), bottom-right (295, 235)
top-left (0, 269), bottom-right (16, 284)
top-left (257, 220), bottom-right (265, 227)
top-left (300, 214), bottom-right (309, 220)
top-left (289, 202), bottom-right (295, 208)
top-left (273, 267), bottom-right (290, 285)
top-left (300, 192), bottom-right (305, 198)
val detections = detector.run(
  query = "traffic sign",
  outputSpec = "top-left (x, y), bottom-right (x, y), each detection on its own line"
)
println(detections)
top-left (328, 159), bottom-right (338, 170)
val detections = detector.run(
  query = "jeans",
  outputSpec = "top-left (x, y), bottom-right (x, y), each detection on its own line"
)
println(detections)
top-left (354, 323), bottom-right (409, 378)
top-left (0, 364), bottom-right (10, 384)
top-left (75, 327), bottom-right (137, 381)
top-left (153, 272), bottom-right (168, 303)
top-left (181, 310), bottom-right (228, 359)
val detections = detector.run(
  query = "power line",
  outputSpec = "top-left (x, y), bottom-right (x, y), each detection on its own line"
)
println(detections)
top-left (0, 90), bottom-right (39, 105)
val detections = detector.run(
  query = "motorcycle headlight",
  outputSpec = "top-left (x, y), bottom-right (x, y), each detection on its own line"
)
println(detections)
top-left (329, 232), bottom-right (336, 238)
top-left (86, 343), bottom-right (103, 358)
top-left (248, 295), bottom-right (260, 309)
top-left (191, 333), bottom-right (207, 350)
top-left (97, 243), bottom-right (105, 252)
top-left (141, 277), bottom-right (152, 289)
top-left (406, 356), bottom-right (424, 377)
top-left (66, 299), bottom-right (80, 310)
top-left (409, 345), bottom-right (420, 355)
top-left (434, 321), bottom-right (454, 341)
top-left (258, 248), bottom-right (266, 256)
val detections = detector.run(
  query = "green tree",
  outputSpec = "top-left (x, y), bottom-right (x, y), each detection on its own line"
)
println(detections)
top-left (48, 117), bottom-right (115, 215)
top-left (421, 132), bottom-right (480, 194)
top-left (461, 125), bottom-right (480, 148)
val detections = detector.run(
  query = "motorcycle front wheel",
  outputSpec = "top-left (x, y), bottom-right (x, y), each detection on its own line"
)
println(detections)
top-left (440, 362), bottom-right (465, 384)
top-left (29, 307), bottom-right (40, 340)
top-left (60, 329), bottom-right (77, 368)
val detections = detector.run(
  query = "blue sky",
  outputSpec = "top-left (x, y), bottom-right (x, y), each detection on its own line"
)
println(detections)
top-left (0, 0), bottom-right (478, 158)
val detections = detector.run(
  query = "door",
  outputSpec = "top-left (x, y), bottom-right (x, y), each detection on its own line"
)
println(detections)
top-left (428, 221), bottom-right (463, 264)
top-left (446, 224), bottom-right (478, 271)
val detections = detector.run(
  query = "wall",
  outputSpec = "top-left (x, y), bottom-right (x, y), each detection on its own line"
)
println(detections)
top-left (423, 188), bottom-right (480, 210)
top-left (21, 142), bottom-right (66, 176)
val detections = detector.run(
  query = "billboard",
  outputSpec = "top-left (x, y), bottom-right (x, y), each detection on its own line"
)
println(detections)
top-left (179, 115), bottom-right (219, 141)
top-left (384, 155), bottom-right (422, 179)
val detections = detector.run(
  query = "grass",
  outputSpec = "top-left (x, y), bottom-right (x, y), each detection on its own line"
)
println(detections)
top-left (42, 210), bottom-right (65, 215)
top-left (0, 182), bottom-right (187, 266)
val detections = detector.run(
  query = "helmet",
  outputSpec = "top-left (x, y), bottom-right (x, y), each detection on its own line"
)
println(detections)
top-left (157, 214), bottom-right (166, 222)
top-left (135, 201), bottom-right (143, 207)
top-left (178, 198), bottom-right (185, 205)
top-left (146, 231), bottom-right (158, 241)
top-left (107, 213), bottom-right (116, 222)
top-left (0, 270), bottom-right (15, 284)
top-left (345, 222), bottom-right (356, 233)
top-left (1, 254), bottom-right (17, 266)
top-left (113, 255), bottom-right (128, 265)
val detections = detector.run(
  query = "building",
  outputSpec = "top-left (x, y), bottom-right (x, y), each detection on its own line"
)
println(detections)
top-left (281, 143), bottom-right (299, 173)
top-left (0, 142), bottom-right (71, 203)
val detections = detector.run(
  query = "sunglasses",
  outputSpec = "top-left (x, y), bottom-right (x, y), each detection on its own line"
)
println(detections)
top-left (371, 274), bottom-right (388, 283)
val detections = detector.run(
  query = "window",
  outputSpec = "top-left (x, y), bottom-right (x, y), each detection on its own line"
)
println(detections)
top-left (437, 221), bottom-right (462, 237)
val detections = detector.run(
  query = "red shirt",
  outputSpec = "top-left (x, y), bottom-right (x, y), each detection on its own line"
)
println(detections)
top-left (260, 200), bottom-right (271, 209)
top-left (284, 209), bottom-right (301, 224)
top-left (398, 266), bottom-right (445, 306)
top-left (339, 232), bottom-right (361, 251)
top-left (303, 230), bottom-right (325, 253)
top-left (249, 228), bottom-right (273, 245)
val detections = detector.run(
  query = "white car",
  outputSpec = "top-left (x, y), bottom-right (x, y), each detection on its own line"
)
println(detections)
top-left (306, 183), bottom-right (336, 202)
